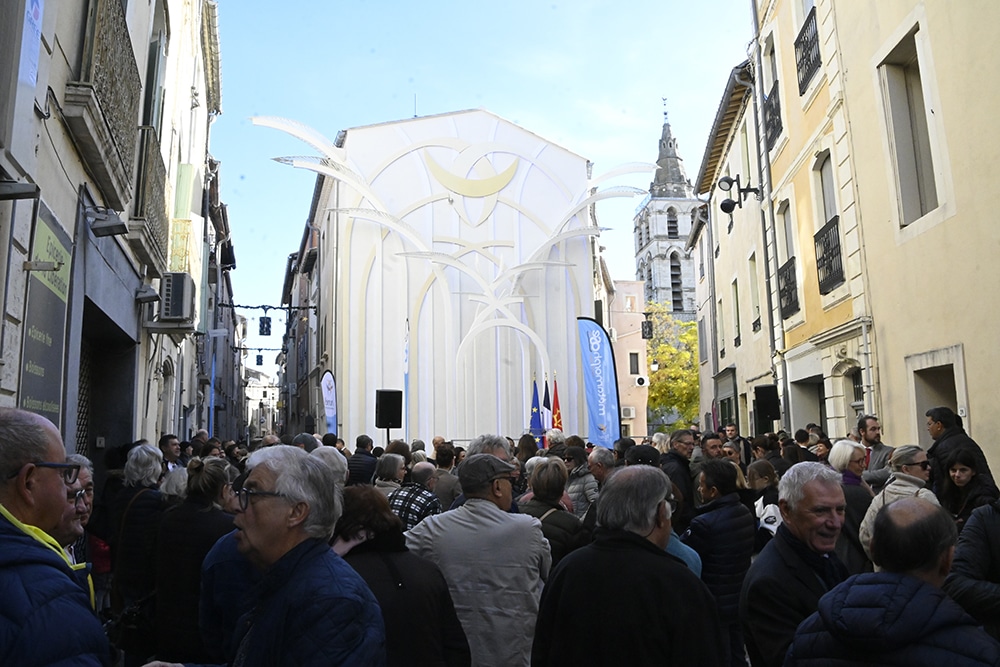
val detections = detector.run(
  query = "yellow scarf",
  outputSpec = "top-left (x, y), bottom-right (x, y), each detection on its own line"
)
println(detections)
top-left (0, 503), bottom-right (97, 609)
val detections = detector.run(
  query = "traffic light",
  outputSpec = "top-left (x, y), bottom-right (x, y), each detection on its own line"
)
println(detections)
top-left (641, 320), bottom-right (653, 340)
top-left (259, 316), bottom-right (271, 336)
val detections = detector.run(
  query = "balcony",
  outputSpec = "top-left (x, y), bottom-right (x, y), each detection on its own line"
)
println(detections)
top-left (815, 215), bottom-right (845, 295)
top-left (795, 7), bottom-right (821, 95)
top-left (62, 0), bottom-right (141, 210)
top-left (778, 257), bottom-right (800, 319)
top-left (129, 127), bottom-right (168, 277)
top-left (763, 80), bottom-right (782, 150)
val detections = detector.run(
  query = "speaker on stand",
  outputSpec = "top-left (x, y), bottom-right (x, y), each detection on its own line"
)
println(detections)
top-left (375, 389), bottom-right (403, 445)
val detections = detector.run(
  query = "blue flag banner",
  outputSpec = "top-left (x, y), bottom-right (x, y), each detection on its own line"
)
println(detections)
top-left (529, 379), bottom-right (545, 444)
top-left (577, 317), bottom-right (621, 450)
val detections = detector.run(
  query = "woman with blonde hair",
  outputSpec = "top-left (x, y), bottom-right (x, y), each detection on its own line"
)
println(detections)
top-left (858, 445), bottom-right (939, 560)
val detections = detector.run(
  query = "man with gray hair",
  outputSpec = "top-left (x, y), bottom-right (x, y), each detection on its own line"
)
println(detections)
top-left (214, 445), bottom-right (383, 664)
top-left (740, 462), bottom-right (848, 667)
top-left (533, 465), bottom-right (723, 664)
top-left (0, 408), bottom-right (110, 664)
top-left (407, 453), bottom-right (550, 667)
top-left (787, 497), bottom-right (1000, 664)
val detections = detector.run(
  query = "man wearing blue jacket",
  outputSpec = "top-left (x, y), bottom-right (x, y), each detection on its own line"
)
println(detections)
top-left (0, 408), bottom-right (110, 666)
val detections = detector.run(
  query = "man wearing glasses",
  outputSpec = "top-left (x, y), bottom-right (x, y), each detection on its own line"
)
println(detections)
top-left (154, 445), bottom-right (384, 667)
top-left (0, 408), bottom-right (110, 665)
top-left (407, 451), bottom-right (552, 667)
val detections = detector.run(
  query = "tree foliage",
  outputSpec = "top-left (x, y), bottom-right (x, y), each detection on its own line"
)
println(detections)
top-left (645, 301), bottom-right (699, 431)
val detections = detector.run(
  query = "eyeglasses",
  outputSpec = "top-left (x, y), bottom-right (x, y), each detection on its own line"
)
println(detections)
top-left (68, 489), bottom-right (89, 507)
top-left (906, 460), bottom-right (932, 470)
top-left (32, 462), bottom-right (81, 485)
top-left (234, 487), bottom-right (287, 511)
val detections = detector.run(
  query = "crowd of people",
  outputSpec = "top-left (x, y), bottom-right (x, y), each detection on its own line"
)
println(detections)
top-left (3, 405), bottom-right (1000, 666)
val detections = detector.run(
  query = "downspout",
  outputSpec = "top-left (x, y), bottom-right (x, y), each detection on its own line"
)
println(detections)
top-left (748, 0), bottom-right (790, 431)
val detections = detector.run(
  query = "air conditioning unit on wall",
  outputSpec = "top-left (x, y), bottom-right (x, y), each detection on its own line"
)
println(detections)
top-left (159, 272), bottom-right (196, 322)
top-left (634, 375), bottom-right (649, 387)
top-left (621, 406), bottom-right (636, 419)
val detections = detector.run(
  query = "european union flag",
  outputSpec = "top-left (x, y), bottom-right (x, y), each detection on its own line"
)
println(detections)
top-left (529, 379), bottom-right (544, 444)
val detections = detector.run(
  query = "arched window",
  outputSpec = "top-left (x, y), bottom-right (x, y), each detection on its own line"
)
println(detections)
top-left (645, 260), bottom-right (653, 302)
top-left (670, 253), bottom-right (683, 311)
top-left (667, 208), bottom-right (679, 238)
top-left (642, 216), bottom-right (650, 246)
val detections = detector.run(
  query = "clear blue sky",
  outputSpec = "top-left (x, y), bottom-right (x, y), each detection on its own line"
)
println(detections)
top-left (211, 0), bottom-right (753, 374)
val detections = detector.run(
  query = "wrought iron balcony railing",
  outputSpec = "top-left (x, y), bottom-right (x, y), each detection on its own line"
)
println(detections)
top-left (778, 257), bottom-right (800, 319)
top-left (128, 127), bottom-right (168, 277)
top-left (763, 80), bottom-right (782, 150)
top-left (63, 0), bottom-right (141, 210)
top-left (815, 215), bottom-right (845, 295)
top-left (795, 7), bottom-right (821, 95)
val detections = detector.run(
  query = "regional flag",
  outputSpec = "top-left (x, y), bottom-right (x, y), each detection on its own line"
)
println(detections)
top-left (553, 377), bottom-right (563, 431)
top-left (529, 379), bottom-right (544, 445)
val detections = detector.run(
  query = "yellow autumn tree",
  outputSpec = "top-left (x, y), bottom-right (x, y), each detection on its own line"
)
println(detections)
top-left (645, 301), bottom-right (699, 431)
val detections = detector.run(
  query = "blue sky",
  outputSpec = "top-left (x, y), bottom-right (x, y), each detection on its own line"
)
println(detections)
top-left (212, 0), bottom-right (753, 373)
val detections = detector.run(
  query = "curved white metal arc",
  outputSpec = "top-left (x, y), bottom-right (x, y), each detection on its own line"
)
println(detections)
top-left (252, 116), bottom-right (347, 164)
top-left (588, 162), bottom-right (658, 188)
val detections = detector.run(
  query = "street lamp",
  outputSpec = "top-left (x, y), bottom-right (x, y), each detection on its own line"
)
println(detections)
top-left (718, 174), bottom-right (761, 214)
top-left (650, 359), bottom-right (659, 372)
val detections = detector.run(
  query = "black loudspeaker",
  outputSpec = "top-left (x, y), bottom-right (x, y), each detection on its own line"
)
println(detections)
top-left (755, 384), bottom-right (782, 421)
top-left (375, 390), bottom-right (403, 429)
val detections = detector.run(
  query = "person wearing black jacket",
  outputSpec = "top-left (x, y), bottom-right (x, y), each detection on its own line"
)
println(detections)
top-left (945, 497), bottom-right (1000, 640)
top-left (335, 485), bottom-right (470, 667)
top-left (533, 465), bottom-right (724, 666)
top-left (347, 434), bottom-right (378, 486)
top-left (683, 459), bottom-right (756, 667)
top-left (926, 406), bottom-right (996, 495)
top-left (660, 430), bottom-right (697, 533)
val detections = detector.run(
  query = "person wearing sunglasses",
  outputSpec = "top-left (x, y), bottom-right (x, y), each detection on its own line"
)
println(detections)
top-left (0, 408), bottom-right (110, 665)
top-left (858, 445), bottom-right (940, 561)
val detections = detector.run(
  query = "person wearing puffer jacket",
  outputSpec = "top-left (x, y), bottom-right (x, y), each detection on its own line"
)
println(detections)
top-left (562, 446), bottom-right (598, 520)
top-left (858, 445), bottom-right (938, 561)
top-left (787, 497), bottom-right (1000, 666)
top-left (682, 459), bottom-right (756, 667)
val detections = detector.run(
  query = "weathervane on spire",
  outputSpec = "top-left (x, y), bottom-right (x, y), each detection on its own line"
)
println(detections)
top-left (661, 97), bottom-right (668, 122)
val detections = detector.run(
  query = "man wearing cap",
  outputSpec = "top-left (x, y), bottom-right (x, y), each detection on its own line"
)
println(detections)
top-left (406, 450), bottom-right (551, 667)
top-left (0, 408), bottom-right (110, 665)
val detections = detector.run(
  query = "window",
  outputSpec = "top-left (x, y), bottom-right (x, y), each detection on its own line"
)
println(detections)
top-left (778, 200), bottom-right (795, 263)
top-left (629, 352), bottom-right (640, 375)
top-left (625, 295), bottom-right (636, 312)
top-left (732, 280), bottom-right (741, 347)
top-left (645, 261), bottom-right (653, 302)
top-left (879, 27), bottom-right (938, 226)
top-left (818, 153), bottom-right (837, 224)
top-left (667, 208), bottom-right (679, 238)
top-left (643, 215), bottom-right (651, 246)
top-left (718, 298), bottom-right (726, 358)
top-left (748, 253), bottom-right (761, 330)
top-left (698, 319), bottom-right (708, 363)
top-left (670, 254), bottom-right (683, 312)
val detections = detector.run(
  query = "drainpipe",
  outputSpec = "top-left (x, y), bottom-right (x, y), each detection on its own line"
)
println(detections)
top-left (746, 0), bottom-right (790, 431)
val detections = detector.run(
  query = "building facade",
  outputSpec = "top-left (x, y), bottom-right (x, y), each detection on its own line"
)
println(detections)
top-left (0, 0), bottom-right (243, 473)
top-left (634, 113), bottom-right (699, 321)
top-left (833, 0), bottom-right (1000, 450)
top-left (265, 109), bottom-right (646, 442)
